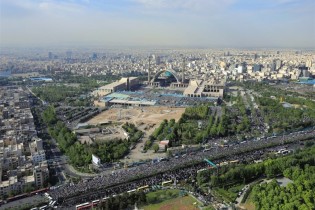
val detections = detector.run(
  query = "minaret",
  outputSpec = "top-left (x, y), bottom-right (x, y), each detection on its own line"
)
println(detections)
top-left (148, 55), bottom-right (152, 83)
top-left (181, 54), bottom-right (185, 83)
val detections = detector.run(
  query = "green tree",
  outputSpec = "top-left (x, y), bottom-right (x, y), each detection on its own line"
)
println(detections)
top-left (152, 143), bottom-right (160, 153)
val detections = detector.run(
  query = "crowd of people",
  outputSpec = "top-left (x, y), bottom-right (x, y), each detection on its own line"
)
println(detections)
top-left (49, 129), bottom-right (315, 207)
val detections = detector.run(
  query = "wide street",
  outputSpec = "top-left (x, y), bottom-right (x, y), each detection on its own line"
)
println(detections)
top-left (50, 129), bottom-right (314, 207)
top-left (1, 195), bottom-right (48, 210)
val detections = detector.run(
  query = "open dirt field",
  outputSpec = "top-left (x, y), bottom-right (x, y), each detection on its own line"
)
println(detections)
top-left (88, 106), bottom-right (185, 131)
top-left (88, 106), bottom-right (185, 162)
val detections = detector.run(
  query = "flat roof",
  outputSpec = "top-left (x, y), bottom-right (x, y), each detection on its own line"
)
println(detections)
top-left (110, 99), bottom-right (156, 106)
top-left (100, 97), bottom-right (113, 102)
top-left (106, 93), bottom-right (130, 99)
top-left (184, 85), bottom-right (198, 94)
top-left (30, 77), bottom-right (53, 81)
top-left (98, 81), bottom-right (124, 90)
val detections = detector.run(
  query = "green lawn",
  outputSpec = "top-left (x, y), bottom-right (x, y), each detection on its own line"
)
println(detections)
top-left (213, 184), bottom-right (244, 203)
top-left (146, 189), bottom-right (180, 203)
top-left (240, 189), bottom-right (256, 210)
top-left (142, 195), bottom-right (200, 210)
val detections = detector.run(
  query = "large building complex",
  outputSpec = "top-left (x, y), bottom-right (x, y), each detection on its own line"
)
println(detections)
top-left (183, 79), bottom-right (225, 98)
top-left (94, 77), bottom-right (139, 96)
top-left (94, 66), bottom-right (226, 108)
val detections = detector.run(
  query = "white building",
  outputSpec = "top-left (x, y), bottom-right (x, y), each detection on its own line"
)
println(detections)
top-left (29, 138), bottom-right (46, 164)
top-left (31, 150), bottom-right (46, 164)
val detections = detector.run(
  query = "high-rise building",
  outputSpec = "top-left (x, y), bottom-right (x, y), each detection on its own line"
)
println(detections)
top-left (48, 52), bottom-right (53, 59)
top-left (155, 56), bottom-right (161, 65)
top-left (92, 53), bottom-right (97, 60)
top-left (33, 162), bottom-right (49, 188)
top-left (276, 60), bottom-right (282, 70)
top-left (253, 53), bottom-right (258, 60)
top-left (271, 60), bottom-right (277, 71)
top-left (306, 60), bottom-right (312, 68)
top-left (66, 51), bottom-right (72, 59)
top-left (302, 70), bottom-right (310, 77)
top-left (253, 64), bottom-right (261, 72)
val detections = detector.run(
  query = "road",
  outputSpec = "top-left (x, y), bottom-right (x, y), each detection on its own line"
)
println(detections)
top-left (47, 135), bottom-right (97, 179)
top-left (27, 87), bottom-right (96, 181)
top-left (52, 129), bottom-right (314, 207)
top-left (1, 195), bottom-right (48, 210)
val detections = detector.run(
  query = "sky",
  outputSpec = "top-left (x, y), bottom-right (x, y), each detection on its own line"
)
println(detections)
top-left (0, 0), bottom-right (314, 48)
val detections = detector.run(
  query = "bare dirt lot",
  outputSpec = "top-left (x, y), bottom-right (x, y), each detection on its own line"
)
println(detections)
top-left (88, 106), bottom-right (185, 132)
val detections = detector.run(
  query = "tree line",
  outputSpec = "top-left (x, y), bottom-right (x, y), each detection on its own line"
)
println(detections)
top-left (42, 106), bottom-right (143, 168)
top-left (149, 100), bottom-right (251, 147)
top-left (252, 164), bottom-right (315, 210)
top-left (97, 189), bottom-right (182, 210)
top-left (196, 145), bottom-right (315, 208)
top-left (245, 82), bottom-right (315, 133)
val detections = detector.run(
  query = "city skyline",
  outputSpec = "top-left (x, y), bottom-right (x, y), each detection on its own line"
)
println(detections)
top-left (0, 0), bottom-right (314, 48)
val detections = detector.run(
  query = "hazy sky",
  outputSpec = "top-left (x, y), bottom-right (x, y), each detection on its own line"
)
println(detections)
top-left (0, 0), bottom-right (314, 48)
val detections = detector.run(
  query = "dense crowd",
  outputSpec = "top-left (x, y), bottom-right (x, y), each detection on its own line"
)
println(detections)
top-left (49, 129), bottom-right (315, 207)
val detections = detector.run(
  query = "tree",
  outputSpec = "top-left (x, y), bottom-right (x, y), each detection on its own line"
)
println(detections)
top-left (152, 143), bottom-right (160, 153)
top-left (147, 194), bottom-right (157, 204)
top-left (23, 184), bottom-right (35, 193)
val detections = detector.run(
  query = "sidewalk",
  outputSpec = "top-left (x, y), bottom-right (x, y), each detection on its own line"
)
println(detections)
top-left (64, 164), bottom-right (97, 178)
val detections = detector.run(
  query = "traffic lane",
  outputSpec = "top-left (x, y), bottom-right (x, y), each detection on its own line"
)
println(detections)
top-left (1, 195), bottom-right (48, 209)
top-left (55, 135), bottom-right (314, 207)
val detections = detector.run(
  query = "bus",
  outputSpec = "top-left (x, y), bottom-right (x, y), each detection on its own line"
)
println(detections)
top-left (277, 149), bottom-right (290, 155)
top-left (161, 180), bottom-right (173, 186)
top-left (75, 202), bottom-right (91, 210)
top-left (127, 189), bottom-right (137, 193)
top-left (137, 185), bottom-right (149, 191)
top-left (92, 199), bottom-right (100, 206)
top-left (197, 168), bottom-right (210, 173)
top-left (39, 205), bottom-right (47, 210)
top-left (29, 187), bottom-right (49, 196)
top-left (7, 193), bottom-right (28, 202)
top-left (203, 148), bottom-right (211, 152)
top-left (50, 201), bottom-right (57, 207)
top-left (219, 162), bottom-right (228, 166)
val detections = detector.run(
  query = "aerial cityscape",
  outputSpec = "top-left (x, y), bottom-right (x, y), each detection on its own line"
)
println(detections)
top-left (0, 0), bottom-right (315, 210)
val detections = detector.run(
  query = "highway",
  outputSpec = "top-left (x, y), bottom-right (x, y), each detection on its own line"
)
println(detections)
top-left (50, 129), bottom-right (314, 207)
